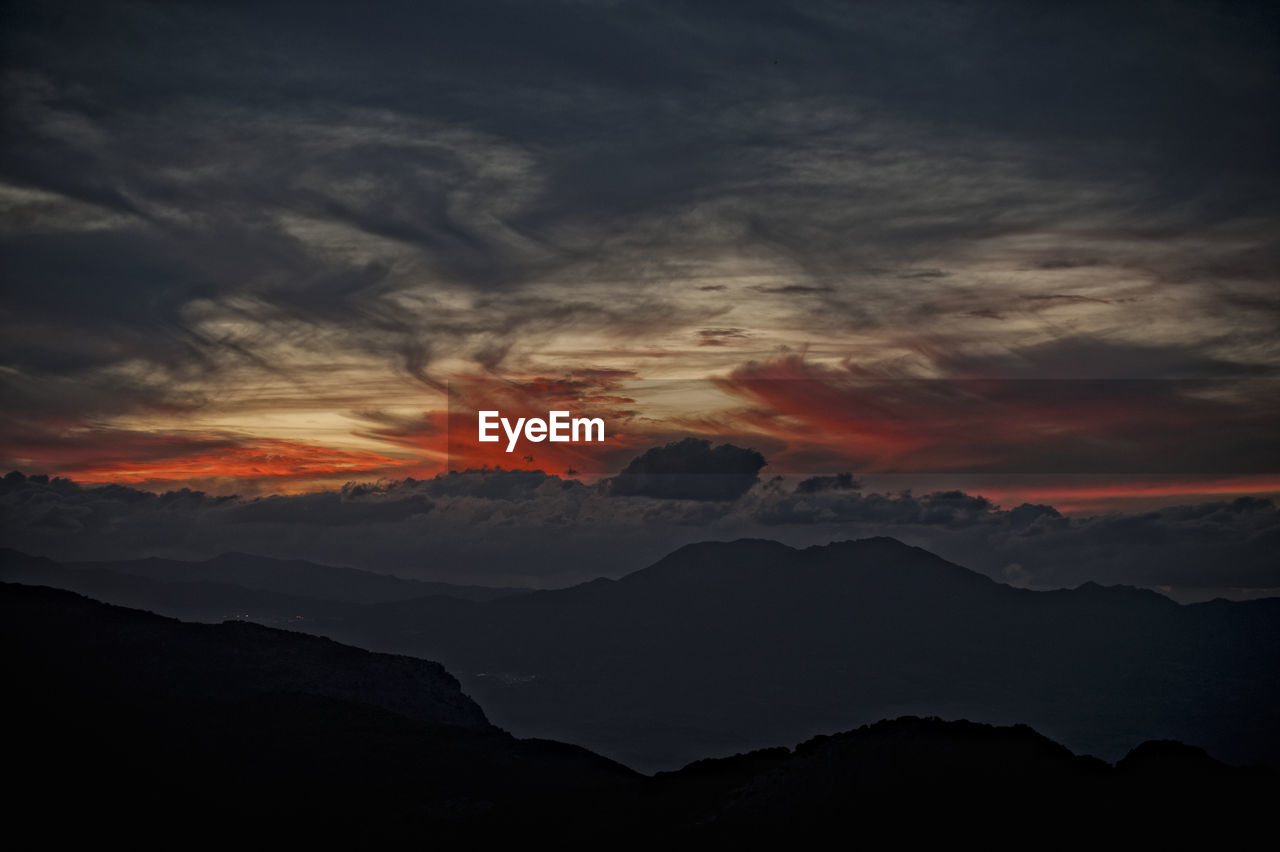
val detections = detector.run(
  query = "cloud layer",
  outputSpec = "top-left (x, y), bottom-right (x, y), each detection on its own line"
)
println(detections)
top-left (2, 1), bottom-right (1278, 493)
top-left (4, 467), bottom-right (1275, 599)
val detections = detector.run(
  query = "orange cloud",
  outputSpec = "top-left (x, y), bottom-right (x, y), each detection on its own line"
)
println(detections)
top-left (988, 476), bottom-right (1280, 514)
top-left (2, 428), bottom-right (432, 494)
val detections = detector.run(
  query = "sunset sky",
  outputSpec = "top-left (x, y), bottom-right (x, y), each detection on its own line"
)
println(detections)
top-left (3, 0), bottom-right (1279, 516)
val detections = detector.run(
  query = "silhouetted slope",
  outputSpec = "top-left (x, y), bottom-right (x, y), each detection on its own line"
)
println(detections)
top-left (1, 582), bottom-right (636, 841)
top-left (706, 717), bottom-right (1111, 824)
top-left (2, 580), bottom-right (490, 729)
top-left (377, 537), bottom-right (1280, 772)
top-left (6, 538), bottom-right (1277, 776)
top-left (0, 548), bottom-right (522, 608)
top-left (65, 550), bottom-right (525, 602)
top-left (3, 583), bottom-right (1274, 840)
top-left (0, 547), bottom-right (356, 624)
top-left (641, 717), bottom-right (1275, 838)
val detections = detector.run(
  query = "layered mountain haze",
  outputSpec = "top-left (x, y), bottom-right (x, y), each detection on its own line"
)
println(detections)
top-left (65, 551), bottom-right (524, 603)
top-left (380, 537), bottom-right (1280, 771)
top-left (0, 546), bottom-right (527, 627)
top-left (5, 582), bottom-right (1274, 840)
top-left (7, 537), bottom-right (1277, 774)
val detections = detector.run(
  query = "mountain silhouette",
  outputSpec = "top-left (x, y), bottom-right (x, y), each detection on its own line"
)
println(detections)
top-left (64, 549), bottom-right (526, 603)
top-left (644, 716), bottom-right (1275, 837)
top-left (0, 545), bottom-right (526, 627)
top-left (327, 537), bottom-right (1269, 767)
top-left (378, 537), bottom-right (1280, 772)
top-left (2, 582), bottom-right (635, 841)
top-left (5, 537), bottom-right (1277, 775)
top-left (4, 582), bottom-right (1274, 841)
top-left (3, 579), bottom-right (491, 728)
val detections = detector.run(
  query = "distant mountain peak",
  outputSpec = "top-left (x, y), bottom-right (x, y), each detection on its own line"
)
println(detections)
top-left (610, 535), bottom-right (993, 598)
top-left (811, 535), bottom-right (919, 550)
top-left (1071, 580), bottom-right (1178, 608)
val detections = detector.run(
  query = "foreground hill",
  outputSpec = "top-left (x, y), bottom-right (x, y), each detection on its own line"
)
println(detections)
top-left (3, 578), bottom-right (490, 729)
top-left (1, 582), bottom-right (636, 840)
top-left (6, 538), bottom-right (1278, 773)
top-left (3, 582), bottom-right (1273, 841)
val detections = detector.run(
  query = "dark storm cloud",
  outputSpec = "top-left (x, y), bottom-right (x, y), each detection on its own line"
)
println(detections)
top-left (795, 472), bottom-right (860, 493)
top-left (603, 438), bottom-right (767, 501)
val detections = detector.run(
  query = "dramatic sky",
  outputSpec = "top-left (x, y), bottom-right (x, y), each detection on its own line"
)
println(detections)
top-left (2, 1), bottom-right (1279, 592)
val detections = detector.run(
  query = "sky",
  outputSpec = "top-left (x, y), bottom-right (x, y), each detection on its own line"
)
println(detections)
top-left (2, 1), bottom-right (1278, 592)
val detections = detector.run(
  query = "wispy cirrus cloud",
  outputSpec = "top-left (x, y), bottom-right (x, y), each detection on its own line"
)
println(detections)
top-left (1, 0), bottom-right (1277, 491)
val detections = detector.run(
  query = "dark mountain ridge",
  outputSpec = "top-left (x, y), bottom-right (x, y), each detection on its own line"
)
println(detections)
top-left (408, 537), bottom-right (1280, 771)
top-left (2, 581), bottom-right (636, 840)
top-left (4, 582), bottom-right (1273, 841)
top-left (63, 549), bottom-right (526, 603)
top-left (4, 537), bottom-right (1277, 774)
top-left (3, 580), bottom-right (491, 730)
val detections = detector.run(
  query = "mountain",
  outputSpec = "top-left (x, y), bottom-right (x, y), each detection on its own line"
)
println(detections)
top-left (350, 537), bottom-right (1280, 773)
top-left (2, 582), bottom-right (635, 841)
top-left (0, 545), bottom-right (525, 629)
top-left (644, 716), bottom-right (1275, 837)
top-left (5, 538), bottom-right (1278, 775)
top-left (65, 550), bottom-right (526, 603)
top-left (5, 581), bottom-right (1273, 841)
top-left (3, 579), bottom-right (490, 729)
top-left (0, 547), bottom-right (353, 624)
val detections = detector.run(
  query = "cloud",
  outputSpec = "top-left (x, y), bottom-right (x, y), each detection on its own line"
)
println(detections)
top-left (603, 438), bottom-right (767, 501)
top-left (933, 336), bottom-right (1276, 380)
top-left (350, 410), bottom-right (447, 452)
top-left (705, 354), bottom-right (1280, 476)
top-left (0, 0), bottom-right (1278, 534)
top-left (697, 328), bottom-right (750, 347)
top-left (3, 1), bottom-right (1276, 389)
top-left (0, 424), bottom-right (431, 494)
top-left (751, 285), bottom-right (835, 295)
top-left (2, 466), bottom-right (1277, 595)
top-left (795, 472), bottom-right (860, 493)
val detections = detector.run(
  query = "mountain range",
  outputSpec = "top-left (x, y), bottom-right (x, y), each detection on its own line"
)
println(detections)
top-left (4, 537), bottom-right (1278, 774)
top-left (4, 581), bottom-right (1274, 841)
